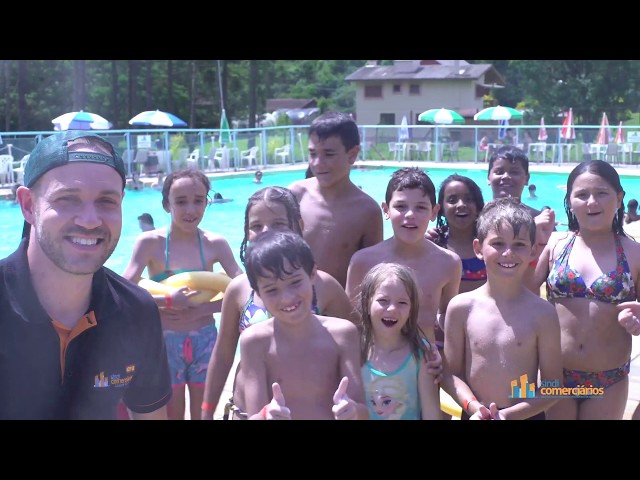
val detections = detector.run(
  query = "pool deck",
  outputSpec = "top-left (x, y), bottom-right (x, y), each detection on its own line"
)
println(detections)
top-left (5, 159), bottom-right (640, 419)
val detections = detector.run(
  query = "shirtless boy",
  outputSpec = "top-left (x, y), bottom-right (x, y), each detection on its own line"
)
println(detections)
top-left (288, 111), bottom-right (383, 287)
top-left (346, 167), bottom-right (462, 347)
top-left (239, 230), bottom-right (368, 420)
top-left (442, 197), bottom-right (562, 420)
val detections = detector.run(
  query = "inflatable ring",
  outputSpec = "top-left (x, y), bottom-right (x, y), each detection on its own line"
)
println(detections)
top-left (138, 277), bottom-right (176, 296)
top-left (138, 272), bottom-right (230, 304)
top-left (440, 388), bottom-right (462, 419)
top-left (161, 271), bottom-right (231, 303)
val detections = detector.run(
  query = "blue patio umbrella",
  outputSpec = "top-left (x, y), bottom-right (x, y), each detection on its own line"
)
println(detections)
top-left (52, 110), bottom-right (111, 131)
top-left (129, 110), bottom-right (187, 127)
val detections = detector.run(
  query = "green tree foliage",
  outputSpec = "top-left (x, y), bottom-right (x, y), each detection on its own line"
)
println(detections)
top-left (3, 60), bottom-right (640, 133)
top-left (475, 60), bottom-right (640, 127)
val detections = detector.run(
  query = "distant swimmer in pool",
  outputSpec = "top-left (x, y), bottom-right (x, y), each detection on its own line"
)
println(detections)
top-left (209, 192), bottom-right (233, 204)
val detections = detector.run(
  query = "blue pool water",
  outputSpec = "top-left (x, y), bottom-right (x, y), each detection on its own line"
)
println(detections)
top-left (1, 165), bottom-right (634, 275)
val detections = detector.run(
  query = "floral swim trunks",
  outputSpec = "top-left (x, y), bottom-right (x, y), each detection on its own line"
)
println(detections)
top-left (563, 360), bottom-right (630, 390)
top-left (163, 324), bottom-right (217, 388)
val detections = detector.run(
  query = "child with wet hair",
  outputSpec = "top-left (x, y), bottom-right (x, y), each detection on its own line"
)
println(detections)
top-left (240, 229), bottom-right (368, 420)
top-left (357, 262), bottom-right (441, 420)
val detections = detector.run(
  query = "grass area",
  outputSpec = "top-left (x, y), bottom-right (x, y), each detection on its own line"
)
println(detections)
top-left (626, 113), bottom-right (640, 125)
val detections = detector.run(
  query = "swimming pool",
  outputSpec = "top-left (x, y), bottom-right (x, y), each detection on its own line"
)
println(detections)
top-left (0, 165), bottom-right (635, 275)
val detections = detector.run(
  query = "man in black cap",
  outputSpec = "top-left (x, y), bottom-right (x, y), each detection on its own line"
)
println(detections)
top-left (0, 131), bottom-right (171, 419)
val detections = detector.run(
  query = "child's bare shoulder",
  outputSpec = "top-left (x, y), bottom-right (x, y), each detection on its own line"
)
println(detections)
top-left (525, 291), bottom-right (558, 320)
top-left (448, 289), bottom-right (480, 309)
top-left (317, 314), bottom-right (358, 334)
top-left (350, 240), bottom-right (386, 263)
top-left (200, 229), bottom-right (232, 246)
top-left (425, 240), bottom-right (461, 271)
top-left (287, 178), bottom-right (313, 196)
top-left (351, 184), bottom-right (379, 207)
top-left (135, 229), bottom-right (165, 248)
top-left (239, 317), bottom-right (274, 342)
top-left (429, 240), bottom-right (461, 260)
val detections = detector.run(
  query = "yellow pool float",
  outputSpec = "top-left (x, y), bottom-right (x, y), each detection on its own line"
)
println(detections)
top-left (139, 271), bottom-right (231, 303)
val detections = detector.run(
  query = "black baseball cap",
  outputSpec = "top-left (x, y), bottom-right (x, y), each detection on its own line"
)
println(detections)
top-left (21, 131), bottom-right (126, 240)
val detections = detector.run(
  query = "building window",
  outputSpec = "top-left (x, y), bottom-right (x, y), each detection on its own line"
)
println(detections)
top-left (364, 85), bottom-right (383, 98)
top-left (409, 84), bottom-right (420, 95)
top-left (393, 84), bottom-right (401, 93)
top-left (475, 84), bottom-right (489, 99)
top-left (380, 113), bottom-right (395, 125)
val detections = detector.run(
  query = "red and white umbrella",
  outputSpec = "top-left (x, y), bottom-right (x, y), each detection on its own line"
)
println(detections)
top-left (614, 121), bottom-right (625, 144)
top-left (538, 116), bottom-right (548, 141)
top-left (560, 108), bottom-right (575, 141)
top-left (595, 112), bottom-right (610, 145)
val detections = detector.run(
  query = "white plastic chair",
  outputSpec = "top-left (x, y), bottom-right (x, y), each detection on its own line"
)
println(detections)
top-left (620, 143), bottom-right (633, 164)
top-left (186, 148), bottom-right (200, 169)
top-left (12, 154), bottom-right (29, 184)
top-left (210, 147), bottom-right (229, 170)
top-left (388, 142), bottom-right (405, 160)
top-left (274, 144), bottom-right (290, 164)
top-left (442, 140), bottom-right (460, 162)
top-left (604, 143), bottom-right (619, 164)
top-left (0, 154), bottom-right (14, 184)
top-left (240, 146), bottom-right (259, 167)
top-left (417, 141), bottom-right (432, 161)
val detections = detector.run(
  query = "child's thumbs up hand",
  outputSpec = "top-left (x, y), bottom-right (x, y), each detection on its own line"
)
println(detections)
top-left (332, 376), bottom-right (357, 420)
top-left (262, 382), bottom-right (291, 420)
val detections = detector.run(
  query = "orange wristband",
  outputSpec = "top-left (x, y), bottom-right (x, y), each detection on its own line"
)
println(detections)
top-left (463, 397), bottom-right (477, 412)
top-left (261, 405), bottom-right (268, 420)
top-left (528, 260), bottom-right (538, 268)
top-left (164, 293), bottom-right (172, 309)
top-left (201, 401), bottom-right (215, 412)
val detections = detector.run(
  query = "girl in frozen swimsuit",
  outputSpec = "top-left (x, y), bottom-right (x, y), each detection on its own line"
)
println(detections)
top-left (358, 262), bottom-right (441, 420)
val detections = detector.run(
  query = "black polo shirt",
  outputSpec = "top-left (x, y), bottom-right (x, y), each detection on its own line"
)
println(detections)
top-left (0, 239), bottom-right (172, 419)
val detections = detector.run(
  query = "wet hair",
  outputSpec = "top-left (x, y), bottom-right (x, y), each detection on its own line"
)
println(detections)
top-left (244, 230), bottom-right (315, 294)
top-left (528, 184), bottom-right (536, 191)
top-left (488, 145), bottom-right (530, 176)
top-left (305, 165), bottom-right (314, 179)
top-left (240, 186), bottom-right (303, 264)
top-left (308, 111), bottom-right (360, 151)
top-left (356, 263), bottom-right (430, 364)
top-left (137, 212), bottom-right (154, 225)
top-left (213, 192), bottom-right (223, 200)
top-left (161, 168), bottom-right (211, 209)
top-left (435, 174), bottom-right (485, 247)
top-left (255, 170), bottom-right (263, 179)
top-left (565, 160), bottom-right (626, 235)
top-left (628, 198), bottom-right (638, 210)
top-left (476, 197), bottom-right (536, 245)
top-left (385, 167), bottom-right (436, 205)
